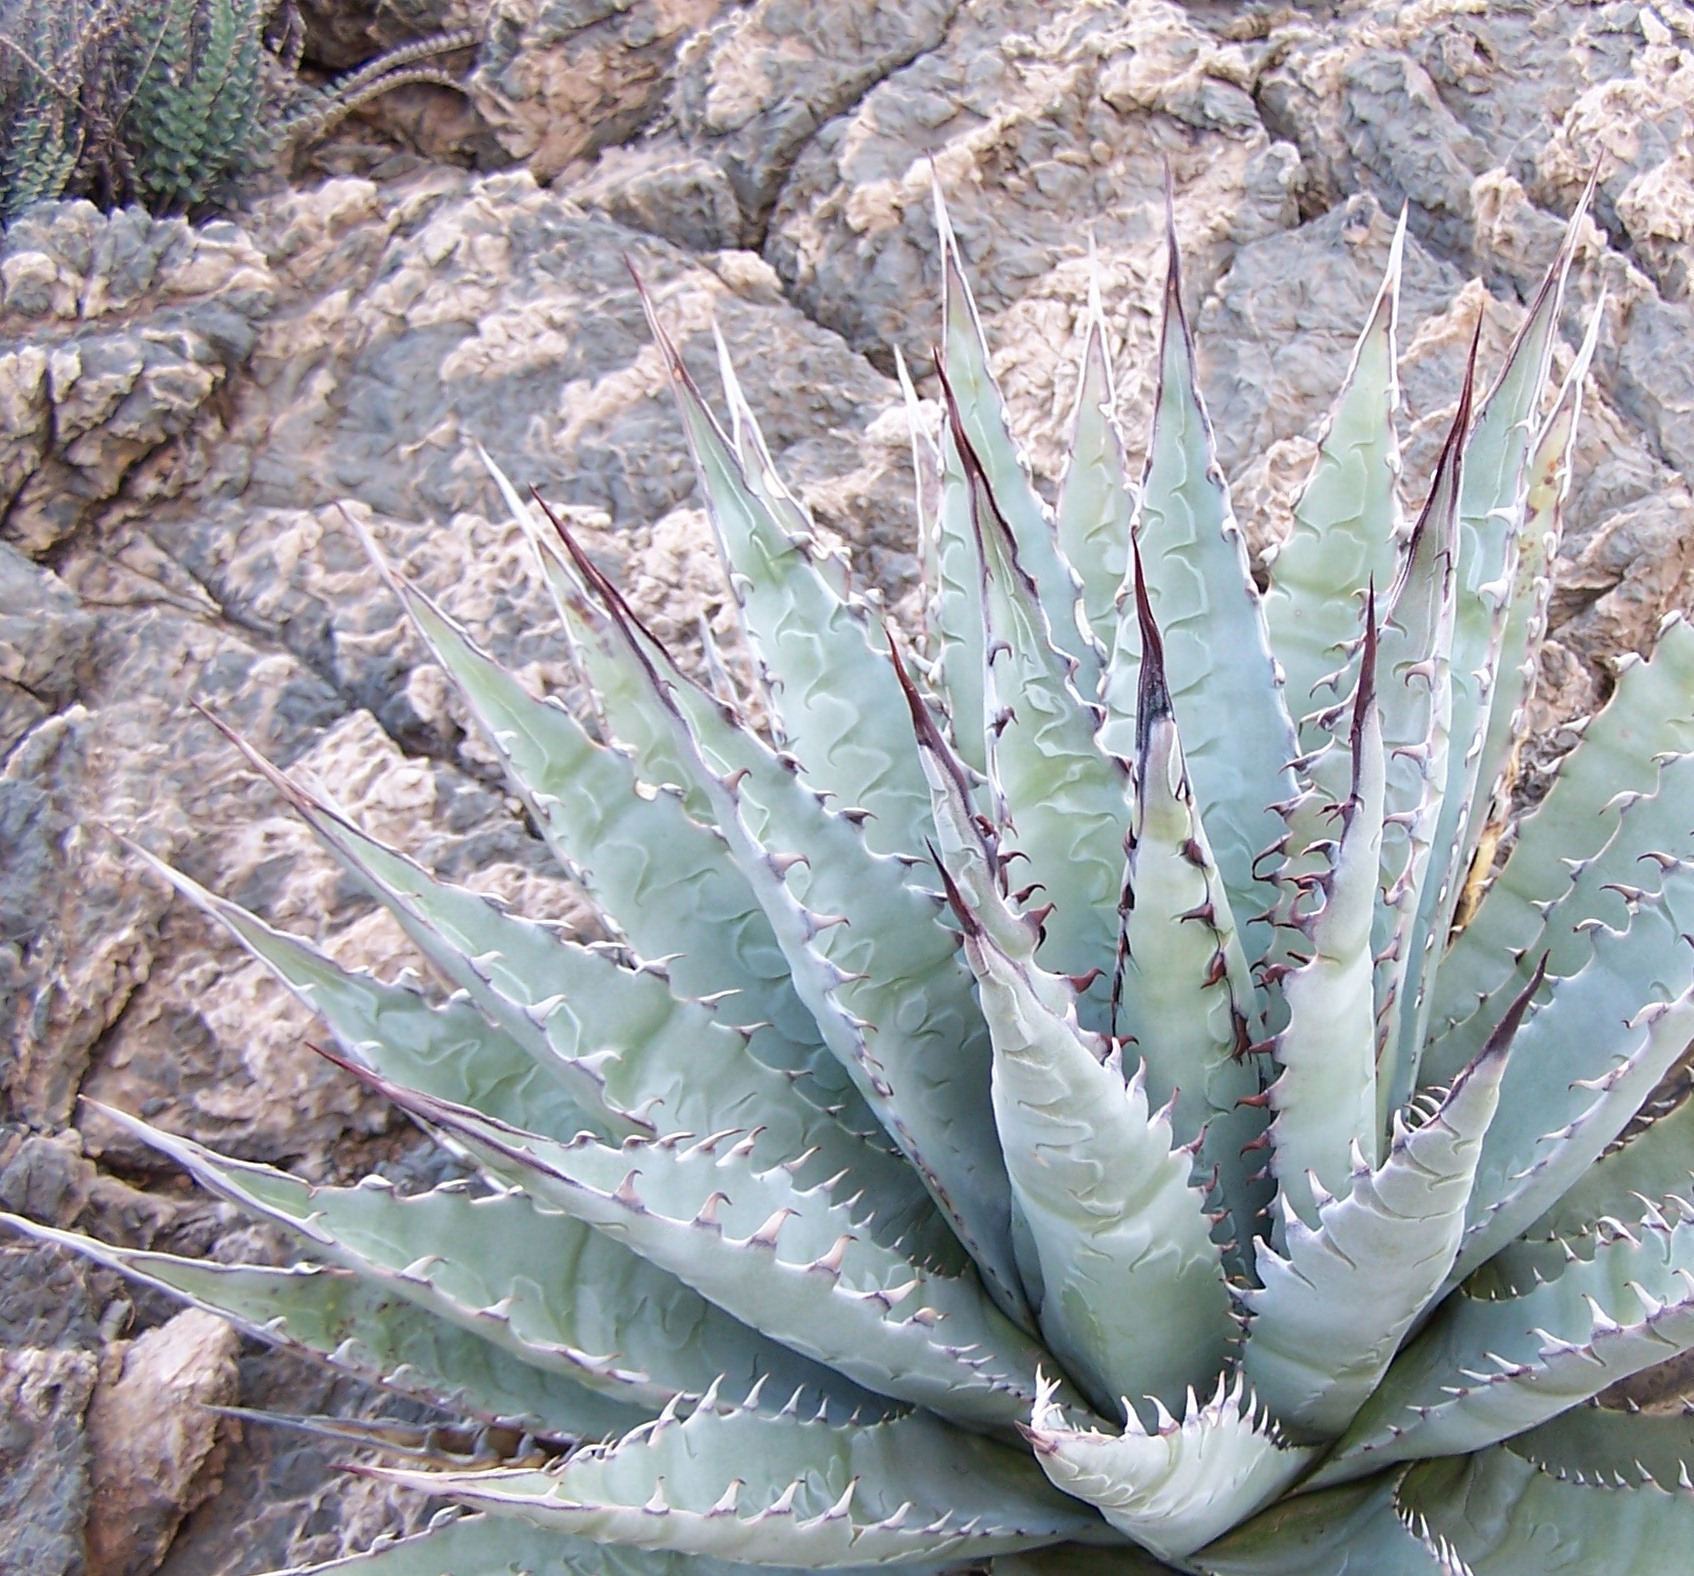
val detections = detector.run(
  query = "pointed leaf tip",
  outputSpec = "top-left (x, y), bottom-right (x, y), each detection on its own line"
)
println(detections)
top-left (933, 358), bottom-right (1026, 584)
top-left (530, 490), bottom-right (680, 678)
top-left (1475, 950), bottom-right (1549, 1070)
top-left (1133, 536), bottom-right (1172, 757)
top-left (1458, 312), bottom-right (1481, 431)
top-left (1349, 584), bottom-right (1378, 793)
top-left (888, 633), bottom-right (935, 749)
top-left (927, 839), bottom-right (983, 943)
top-left (625, 261), bottom-right (693, 392)
top-left (1157, 173), bottom-right (1197, 371)
top-left (309, 1039), bottom-right (414, 1108)
top-left (1162, 162), bottom-right (1180, 295)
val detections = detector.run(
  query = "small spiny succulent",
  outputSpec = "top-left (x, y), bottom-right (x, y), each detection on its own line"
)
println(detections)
top-left (11, 177), bottom-right (1694, 1576)
top-left (0, 0), bottom-right (478, 218)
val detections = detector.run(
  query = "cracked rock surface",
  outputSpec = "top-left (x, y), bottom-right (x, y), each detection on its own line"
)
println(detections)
top-left (4, 1), bottom-right (1694, 1571)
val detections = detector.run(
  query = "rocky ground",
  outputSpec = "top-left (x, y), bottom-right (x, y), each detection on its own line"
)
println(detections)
top-left (3, 1), bottom-right (1694, 1571)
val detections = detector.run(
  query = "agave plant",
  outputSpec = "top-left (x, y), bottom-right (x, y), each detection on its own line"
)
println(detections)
top-left (12, 180), bottom-right (1694, 1575)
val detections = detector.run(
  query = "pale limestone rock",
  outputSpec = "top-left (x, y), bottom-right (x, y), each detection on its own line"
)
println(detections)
top-left (0, 205), bottom-right (273, 554)
top-left (673, 0), bottom-right (964, 231)
top-left (84, 1309), bottom-right (239, 1576)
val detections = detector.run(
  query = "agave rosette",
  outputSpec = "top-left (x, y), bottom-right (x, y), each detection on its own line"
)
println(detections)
top-left (12, 181), bottom-right (1694, 1575)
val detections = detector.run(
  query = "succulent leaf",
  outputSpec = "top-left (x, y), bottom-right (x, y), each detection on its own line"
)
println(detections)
top-left (373, 534), bottom-right (847, 1100)
top-left (1466, 298), bottom-right (1606, 878)
top-left (1262, 210), bottom-right (1406, 742)
top-left (709, 319), bottom-right (853, 601)
top-left (362, 1402), bottom-right (1100, 1568)
top-left (1024, 1373), bottom-right (1315, 1564)
top-left (1326, 1210), bottom-right (1694, 1480)
top-left (0, 1216), bottom-right (650, 1442)
top-left (1268, 608), bottom-right (1388, 1222)
top-left (260, 1513), bottom-right (922, 1576)
top-left (945, 864), bottom-right (1235, 1416)
top-left (1054, 273), bottom-right (1136, 643)
top-left (1369, 361), bottom-right (1466, 1117)
top-left (895, 349), bottom-right (945, 668)
top-left (1395, 1443), bottom-right (1694, 1575)
top-left (480, 456), bottom-right (705, 813)
top-left (547, 518), bottom-right (1029, 1319)
top-left (348, 565), bottom-right (941, 1231)
top-left (14, 180), bottom-right (1676, 1576)
top-left (1395, 199), bottom-right (1588, 1077)
top-left (935, 184), bottom-right (1098, 694)
top-left (1243, 989), bottom-right (1520, 1441)
top-left (943, 377), bottom-right (1131, 1022)
top-left (1528, 1094), bottom-right (1694, 1246)
top-left (320, 1066), bottom-right (1049, 1428)
top-left (134, 846), bottom-right (601, 1143)
top-left (1510, 1398), bottom-right (1694, 1491)
top-left (1100, 213), bottom-right (1300, 981)
top-left (1194, 1473), bottom-right (1441, 1575)
top-left (931, 397), bottom-right (991, 775)
top-left (142, 837), bottom-right (932, 1244)
top-left (637, 281), bottom-right (935, 861)
top-left (1454, 866), bottom-right (1694, 1276)
top-left (90, 1106), bottom-right (887, 1423)
top-left (1422, 619), bottom-right (1694, 1089)
top-left (205, 718), bottom-right (677, 1130)
top-left (1114, 554), bottom-right (1267, 1262)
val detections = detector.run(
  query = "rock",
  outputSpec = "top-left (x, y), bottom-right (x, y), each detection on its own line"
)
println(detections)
top-left (0, 1346), bottom-right (97, 1576)
top-left (1612, 287), bottom-right (1694, 482)
top-left (0, 710), bottom-right (170, 1132)
top-left (574, 148), bottom-right (745, 251)
top-left (0, 544), bottom-right (95, 757)
top-left (0, 1130), bottom-right (96, 1228)
top-left (1527, 5), bottom-right (1694, 303)
top-left (13, 156), bottom-right (902, 1167)
top-left (332, 80), bottom-right (510, 172)
top-left (84, 1309), bottom-right (240, 1576)
top-left (0, 1240), bottom-right (103, 1350)
top-left (149, 1347), bottom-right (437, 1576)
top-left (1255, 15), bottom-right (1489, 253)
top-left (468, 0), bottom-right (730, 181)
top-left (0, 205), bottom-right (274, 555)
top-left (1243, 0), bottom-right (1694, 504)
top-left (294, 0), bottom-right (484, 69)
top-left (768, 0), bottom-right (1299, 386)
top-left (1552, 490), bottom-right (1694, 665)
top-left (1195, 193), bottom-right (1463, 482)
top-left (673, 0), bottom-right (963, 235)
top-left (214, 168), bottom-right (899, 535)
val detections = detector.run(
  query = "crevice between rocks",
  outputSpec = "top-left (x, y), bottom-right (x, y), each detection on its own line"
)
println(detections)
top-left (752, 3), bottom-right (967, 351)
top-left (740, 4), bottom-right (966, 253)
top-left (125, 526), bottom-right (519, 815)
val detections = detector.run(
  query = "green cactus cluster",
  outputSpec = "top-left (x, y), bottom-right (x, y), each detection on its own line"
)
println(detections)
top-left (0, 0), bottom-right (474, 218)
top-left (11, 179), bottom-right (1694, 1575)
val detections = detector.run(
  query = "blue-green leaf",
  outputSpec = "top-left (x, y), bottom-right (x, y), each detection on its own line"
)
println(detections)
top-left (1025, 1374), bottom-right (1315, 1564)
top-left (1263, 210), bottom-right (1405, 744)
top-left (1244, 988), bottom-right (1522, 1441)
top-left (365, 1401), bottom-right (1098, 1568)
top-left (0, 1215), bottom-right (649, 1443)
top-left (1102, 215), bottom-right (1300, 978)
top-left (944, 864), bottom-right (1233, 1417)
top-left (1398, 1444), bottom-right (1694, 1575)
